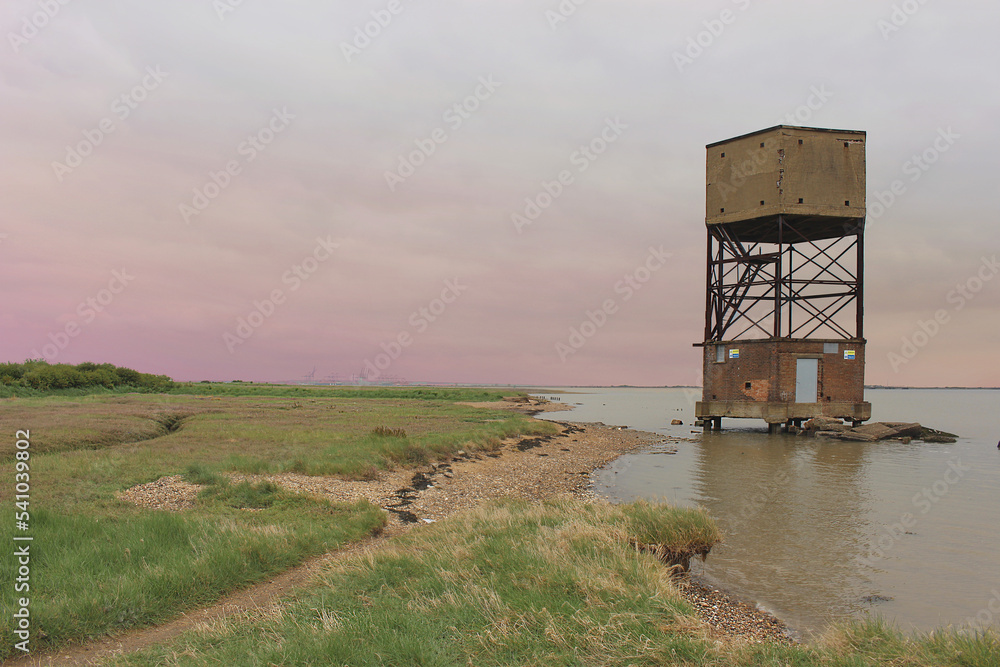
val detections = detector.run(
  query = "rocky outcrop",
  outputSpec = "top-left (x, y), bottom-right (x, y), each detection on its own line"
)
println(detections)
top-left (802, 418), bottom-right (957, 443)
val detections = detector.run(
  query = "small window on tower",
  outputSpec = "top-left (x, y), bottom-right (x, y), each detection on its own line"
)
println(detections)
top-left (760, 200), bottom-right (765, 206)
top-left (715, 345), bottom-right (725, 363)
top-left (760, 142), bottom-right (765, 148)
top-left (845, 200), bottom-right (851, 206)
top-left (798, 198), bottom-right (804, 204)
top-left (798, 139), bottom-right (804, 145)
top-left (744, 382), bottom-right (752, 390)
top-left (721, 152), bottom-right (726, 158)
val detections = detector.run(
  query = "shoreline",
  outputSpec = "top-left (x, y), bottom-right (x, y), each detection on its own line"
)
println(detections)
top-left (118, 398), bottom-right (793, 646)
top-left (12, 391), bottom-right (997, 665)
top-left (522, 398), bottom-right (796, 644)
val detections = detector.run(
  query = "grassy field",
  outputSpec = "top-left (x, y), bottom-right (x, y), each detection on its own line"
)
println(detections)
top-left (108, 497), bottom-right (1000, 667)
top-left (4, 385), bottom-right (997, 664)
top-left (0, 386), bottom-right (555, 658)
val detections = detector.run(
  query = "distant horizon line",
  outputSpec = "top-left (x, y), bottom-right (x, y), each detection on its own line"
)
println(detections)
top-left (209, 380), bottom-right (1000, 391)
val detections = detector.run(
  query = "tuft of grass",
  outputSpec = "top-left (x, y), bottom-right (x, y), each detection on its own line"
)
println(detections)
top-left (224, 454), bottom-right (271, 474)
top-left (198, 480), bottom-right (284, 509)
top-left (613, 499), bottom-right (723, 572)
top-left (371, 425), bottom-right (407, 438)
top-left (183, 462), bottom-right (227, 487)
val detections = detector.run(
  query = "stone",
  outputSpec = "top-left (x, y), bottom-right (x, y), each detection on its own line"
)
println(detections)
top-left (671, 419), bottom-right (683, 425)
top-left (880, 422), bottom-right (923, 439)
top-left (803, 416), bottom-right (849, 432)
top-left (919, 427), bottom-right (958, 443)
top-left (823, 422), bottom-right (958, 443)
top-left (832, 430), bottom-right (880, 442)
top-left (922, 434), bottom-right (957, 444)
top-left (850, 423), bottom-right (901, 440)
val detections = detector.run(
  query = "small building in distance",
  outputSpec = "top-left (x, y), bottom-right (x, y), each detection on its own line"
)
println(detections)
top-left (695, 125), bottom-right (872, 432)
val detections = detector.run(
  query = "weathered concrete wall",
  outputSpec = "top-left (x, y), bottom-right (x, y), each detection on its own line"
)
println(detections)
top-left (706, 125), bottom-right (866, 226)
top-left (695, 399), bottom-right (871, 423)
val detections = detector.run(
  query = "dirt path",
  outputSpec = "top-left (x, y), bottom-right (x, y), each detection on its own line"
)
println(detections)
top-left (8, 532), bottom-right (401, 667)
top-left (12, 416), bottom-right (787, 665)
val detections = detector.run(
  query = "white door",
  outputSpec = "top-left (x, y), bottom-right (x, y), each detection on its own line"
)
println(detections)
top-left (795, 358), bottom-right (819, 403)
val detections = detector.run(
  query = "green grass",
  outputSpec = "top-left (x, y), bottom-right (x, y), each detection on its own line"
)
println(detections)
top-left (165, 383), bottom-right (517, 402)
top-left (0, 393), bottom-right (554, 475)
top-left (0, 384), bottom-right (166, 398)
top-left (106, 498), bottom-right (1000, 667)
top-left (2, 499), bottom-right (384, 655)
top-left (182, 462), bottom-right (227, 487)
top-left (0, 381), bottom-right (513, 401)
top-left (0, 388), bottom-right (549, 659)
top-left (109, 498), bottom-right (714, 666)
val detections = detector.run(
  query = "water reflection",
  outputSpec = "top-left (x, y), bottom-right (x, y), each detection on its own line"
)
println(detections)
top-left (692, 431), bottom-right (876, 632)
top-left (545, 388), bottom-right (1000, 636)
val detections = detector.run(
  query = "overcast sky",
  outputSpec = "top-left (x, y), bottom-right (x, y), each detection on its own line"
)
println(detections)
top-left (2, 1), bottom-right (998, 387)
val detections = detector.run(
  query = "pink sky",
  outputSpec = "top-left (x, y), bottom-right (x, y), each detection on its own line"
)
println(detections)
top-left (2, 1), bottom-right (999, 387)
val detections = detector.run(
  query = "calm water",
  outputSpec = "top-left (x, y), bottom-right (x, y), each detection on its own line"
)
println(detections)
top-left (534, 387), bottom-right (1000, 636)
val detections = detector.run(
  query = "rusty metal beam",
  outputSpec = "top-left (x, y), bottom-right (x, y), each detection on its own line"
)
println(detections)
top-left (703, 216), bottom-right (865, 342)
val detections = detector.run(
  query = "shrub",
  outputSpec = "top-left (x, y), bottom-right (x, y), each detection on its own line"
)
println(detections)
top-left (0, 360), bottom-right (174, 394)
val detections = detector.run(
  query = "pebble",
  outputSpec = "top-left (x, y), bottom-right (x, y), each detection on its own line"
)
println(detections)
top-left (116, 475), bottom-right (199, 511)
top-left (678, 579), bottom-right (792, 644)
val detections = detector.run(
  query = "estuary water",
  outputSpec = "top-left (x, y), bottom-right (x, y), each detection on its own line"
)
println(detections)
top-left (533, 387), bottom-right (1000, 637)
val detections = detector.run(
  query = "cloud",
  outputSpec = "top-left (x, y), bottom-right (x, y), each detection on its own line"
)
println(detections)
top-left (1, 0), bottom-right (997, 386)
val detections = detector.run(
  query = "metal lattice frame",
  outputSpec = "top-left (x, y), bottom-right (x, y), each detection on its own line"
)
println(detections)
top-left (705, 216), bottom-right (864, 342)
